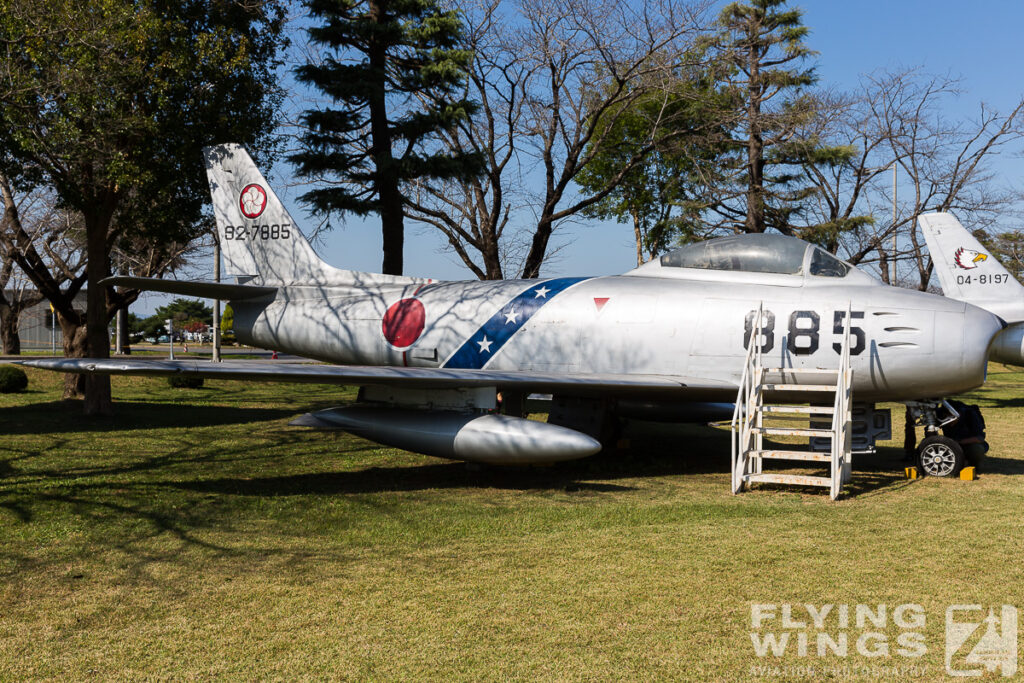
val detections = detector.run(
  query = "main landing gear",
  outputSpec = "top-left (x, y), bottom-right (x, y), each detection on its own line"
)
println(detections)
top-left (904, 400), bottom-right (965, 477)
top-left (916, 434), bottom-right (965, 477)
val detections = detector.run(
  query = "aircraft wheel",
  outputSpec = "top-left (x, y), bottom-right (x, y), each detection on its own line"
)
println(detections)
top-left (917, 436), bottom-right (964, 477)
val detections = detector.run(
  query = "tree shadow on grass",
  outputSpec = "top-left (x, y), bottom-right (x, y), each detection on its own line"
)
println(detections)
top-left (169, 462), bottom-right (635, 497)
top-left (971, 454), bottom-right (1024, 475)
top-left (8, 414), bottom-right (1010, 578)
top-left (162, 422), bottom-right (915, 498)
top-left (977, 396), bottom-right (1024, 409)
top-left (158, 421), bottom-right (734, 498)
top-left (0, 400), bottom-right (297, 434)
top-left (0, 489), bottom-right (238, 581)
top-left (4, 417), bottom-right (1008, 582)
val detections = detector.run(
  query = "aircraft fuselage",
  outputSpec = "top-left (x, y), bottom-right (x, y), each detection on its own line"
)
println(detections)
top-left (231, 270), bottom-right (1001, 402)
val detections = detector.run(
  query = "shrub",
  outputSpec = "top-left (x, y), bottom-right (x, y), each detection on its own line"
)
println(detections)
top-left (167, 374), bottom-right (204, 389)
top-left (0, 365), bottom-right (28, 393)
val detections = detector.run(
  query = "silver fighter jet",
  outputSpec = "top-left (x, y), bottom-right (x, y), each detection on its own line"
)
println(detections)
top-left (23, 146), bottom-right (1009, 467)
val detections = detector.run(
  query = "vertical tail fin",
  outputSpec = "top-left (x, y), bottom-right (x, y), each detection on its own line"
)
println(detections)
top-left (203, 144), bottom-right (333, 285)
top-left (919, 212), bottom-right (1024, 322)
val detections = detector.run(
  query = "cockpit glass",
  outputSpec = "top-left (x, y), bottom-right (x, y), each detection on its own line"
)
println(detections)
top-left (659, 233), bottom-right (809, 275)
top-left (809, 248), bottom-right (850, 277)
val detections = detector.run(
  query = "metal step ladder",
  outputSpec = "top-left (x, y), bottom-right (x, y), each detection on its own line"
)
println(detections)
top-left (731, 305), bottom-right (854, 500)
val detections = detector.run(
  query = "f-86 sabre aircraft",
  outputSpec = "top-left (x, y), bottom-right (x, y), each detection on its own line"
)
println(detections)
top-left (22, 145), bottom-right (1019, 472)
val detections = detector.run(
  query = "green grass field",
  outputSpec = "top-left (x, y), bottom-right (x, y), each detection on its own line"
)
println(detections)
top-left (2, 366), bottom-right (1023, 680)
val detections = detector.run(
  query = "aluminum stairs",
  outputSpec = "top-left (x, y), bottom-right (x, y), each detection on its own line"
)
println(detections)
top-left (731, 306), bottom-right (854, 500)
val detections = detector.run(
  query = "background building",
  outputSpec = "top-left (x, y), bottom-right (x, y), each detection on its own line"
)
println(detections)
top-left (3, 290), bottom-right (87, 351)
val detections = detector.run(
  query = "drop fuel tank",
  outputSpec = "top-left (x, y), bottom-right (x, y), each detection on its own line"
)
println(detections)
top-left (291, 406), bottom-right (601, 464)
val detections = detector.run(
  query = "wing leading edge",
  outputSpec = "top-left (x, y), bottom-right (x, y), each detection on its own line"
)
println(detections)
top-left (19, 358), bottom-right (735, 398)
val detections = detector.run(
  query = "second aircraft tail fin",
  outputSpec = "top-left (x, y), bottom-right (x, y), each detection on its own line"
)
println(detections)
top-left (203, 144), bottom-right (335, 285)
top-left (918, 212), bottom-right (1024, 322)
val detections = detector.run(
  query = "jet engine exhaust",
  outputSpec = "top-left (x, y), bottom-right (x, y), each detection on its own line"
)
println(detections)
top-left (290, 406), bottom-right (602, 464)
top-left (990, 321), bottom-right (1024, 367)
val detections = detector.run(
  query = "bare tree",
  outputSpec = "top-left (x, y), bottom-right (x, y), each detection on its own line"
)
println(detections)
top-left (407, 0), bottom-right (530, 279)
top-left (0, 179), bottom-right (88, 372)
top-left (0, 256), bottom-right (43, 354)
top-left (0, 173), bottom-right (193, 395)
top-left (409, 0), bottom-right (712, 279)
top-left (800, 69), bottom-right (1024, 290)
top-left (794, 87), bottom-right (903, 281)
top-left (0, 186), bottom-right (56, 353)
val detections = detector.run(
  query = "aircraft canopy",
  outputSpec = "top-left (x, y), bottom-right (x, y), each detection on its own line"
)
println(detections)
top-left (659, 233), bottom-right (849, 277)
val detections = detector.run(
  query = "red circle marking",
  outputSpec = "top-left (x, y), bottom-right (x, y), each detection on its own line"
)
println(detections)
top-left (382, 298), bottom-right (425, 348)
top-left (239, 183), bottom-right (268, 219)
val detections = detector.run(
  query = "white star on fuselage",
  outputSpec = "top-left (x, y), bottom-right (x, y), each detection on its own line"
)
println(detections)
top-left (533, 286), bottom-right (550, 298)
top-left (477, 336), bottom-right (493, 353)
top-left (504, 307), bottom-right (519, 324)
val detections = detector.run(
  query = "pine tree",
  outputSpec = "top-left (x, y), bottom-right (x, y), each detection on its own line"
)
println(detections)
top-left (292, 0), bottom-right (481, 275)
top-left (707, 0), bottom-right (854, 236)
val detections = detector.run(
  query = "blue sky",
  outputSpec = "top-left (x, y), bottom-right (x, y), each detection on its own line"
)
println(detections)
top-left (136, 1), bottom-right (1024, 313)
top-left (807, 0), bottom-right (1021, 109)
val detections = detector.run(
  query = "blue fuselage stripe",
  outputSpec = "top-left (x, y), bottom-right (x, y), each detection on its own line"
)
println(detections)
top-left (441, 277), bottom-right (591, 369)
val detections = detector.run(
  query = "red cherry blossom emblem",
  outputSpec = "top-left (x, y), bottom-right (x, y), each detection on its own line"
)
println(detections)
top-left (239, 184), bottom-right (268, 219)
top-left (382, 298), bottom-right (425, 348)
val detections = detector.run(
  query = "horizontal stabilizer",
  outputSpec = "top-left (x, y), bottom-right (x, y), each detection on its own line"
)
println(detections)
top-left (100, 276), bottom-right (276, 300)
top-left (18, 358), bottom-right (734, 398)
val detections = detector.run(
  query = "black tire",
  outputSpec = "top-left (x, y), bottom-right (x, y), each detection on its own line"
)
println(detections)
top-left (917, 435), bottom-right (965, 477)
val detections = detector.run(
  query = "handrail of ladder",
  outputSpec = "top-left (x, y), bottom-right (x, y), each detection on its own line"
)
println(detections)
top-left (830, 302), bottom-right (854, 499)
top-left (731, 302), bottom-right (764, 494)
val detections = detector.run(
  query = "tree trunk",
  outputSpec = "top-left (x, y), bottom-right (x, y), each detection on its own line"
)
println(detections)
top-left (83, 208), bottom-right (112, 415)
top-left (522, 217), bottom-right (554, 279)
top-left (59, 315), bottom-right (87, 398)
top-left (483, 255), bottom-right (502, 280)
top-left (878, 247), bottom-right (890, 285)
top-left (367, 0), bottom-right (403, 276)
top-left (745, 132), bottom-right (765, 233)
top-left (632, 211), bottom-right (644, 267)
top-left (745, 45), bottom-right (766, 234)
top-left (482, 231), bottom-right (502, 280)
top-left (0, 306), bottom-right (20, 354)
top-left (378, 183), bottom-right (405, 275)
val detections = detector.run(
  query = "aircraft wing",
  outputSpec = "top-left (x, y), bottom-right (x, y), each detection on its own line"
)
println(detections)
top-left (19, 358), bottom-right (735, 398)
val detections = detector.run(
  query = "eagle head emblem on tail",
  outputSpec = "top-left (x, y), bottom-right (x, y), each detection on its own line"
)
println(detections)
top-left (954, 246), bottom-right (988, 270)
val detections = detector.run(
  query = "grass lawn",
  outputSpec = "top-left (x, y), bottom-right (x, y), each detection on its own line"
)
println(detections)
top-left (1, 365), bottom-right (1023, 680)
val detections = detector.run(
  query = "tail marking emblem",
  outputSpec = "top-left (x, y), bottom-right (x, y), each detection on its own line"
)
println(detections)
top-left (954, 247), bottom-right (988, 270)
top-left (240, 184), bottom-right (268, 219)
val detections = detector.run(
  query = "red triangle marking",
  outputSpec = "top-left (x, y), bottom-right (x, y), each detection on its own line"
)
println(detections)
top-left (593, 297), bottom-right (610, 313)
